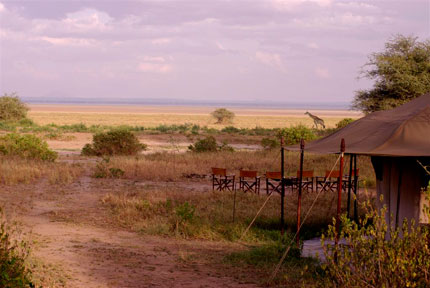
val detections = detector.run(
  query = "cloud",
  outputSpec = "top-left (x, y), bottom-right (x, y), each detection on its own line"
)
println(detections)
top-left (0, 2), bottom-right (5, 12)
top-left (40, 37), bottom-right (98, 47)
top-left (314, 67), bottom-right (330, 79)
top-left (151, 38), bottom-right (171, 45)
top-left (63, 8), bottom-right (113, 32)
top-left (138, 56), bottom-right (172, 74)
top-left (255, 51), bottom-right (286, 73)
top-left (273, 0), bottom-right (332, 11)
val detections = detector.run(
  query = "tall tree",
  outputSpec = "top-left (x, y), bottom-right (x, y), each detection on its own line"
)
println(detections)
top-left (353, 35), bottom-right (430, 113)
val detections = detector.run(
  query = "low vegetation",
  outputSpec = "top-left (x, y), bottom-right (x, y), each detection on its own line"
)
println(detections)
top-left (0, 93), bottom-right (29, 121)
top-left (0, 133), bottom-right (57, 161)
top-left (188, 136), bottom-right (234, 152)
top-left (82, 129), bottom-right (147, 156)
top-left (321, 200), bottom-right (430, 287)
top-left (0, 209), bottom-right (34, 287)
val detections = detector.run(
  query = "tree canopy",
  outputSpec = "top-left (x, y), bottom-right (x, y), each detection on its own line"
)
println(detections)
top-left (353, 35), bottom-right (430, 113)
top-left (211, 108), bottom-right (235, 124)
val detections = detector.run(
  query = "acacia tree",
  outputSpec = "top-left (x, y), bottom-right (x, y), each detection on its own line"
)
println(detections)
top-left (211, 108), bottom-right (235, 124)
top-left (353, 35), bottom-right (430, 113)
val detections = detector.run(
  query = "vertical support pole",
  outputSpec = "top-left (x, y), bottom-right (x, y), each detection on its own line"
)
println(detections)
top-left (347, 154), bottom-right (353, 218)
top-left (353, 154), bottom-right (358, 223)
top-left (296, 139), bottom-right (304, 247)
top-left (336, 139), bottom-right (345, 246)
top-left (395, 166), bottom-right (403, 228)
top-left (280, 136), bottom-right (285, 235)
top-left (232, 188), bottom-right (237, 223)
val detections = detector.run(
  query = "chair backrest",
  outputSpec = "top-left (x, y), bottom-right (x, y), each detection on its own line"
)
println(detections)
top-left (212, 167), bottom-right (226, 176)
top-left (266, 171), bottom-right (281, 179)
top-left (325, 170), bottom-right (341, 178)
top-left (240, 170), bottom-right (257, 178)
top-left (297, 170), bottom-right (314, 178)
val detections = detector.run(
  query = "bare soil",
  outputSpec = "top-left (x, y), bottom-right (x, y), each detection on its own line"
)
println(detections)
top-left (2, 162), bottom-right (261, 287)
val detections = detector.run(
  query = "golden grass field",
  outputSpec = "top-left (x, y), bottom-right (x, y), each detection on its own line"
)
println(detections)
top-left (28, 104), bottom-right (362, 129)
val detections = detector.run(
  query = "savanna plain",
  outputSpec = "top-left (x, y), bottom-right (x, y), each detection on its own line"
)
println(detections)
top-left (2, 104), bottom-right (374, 287)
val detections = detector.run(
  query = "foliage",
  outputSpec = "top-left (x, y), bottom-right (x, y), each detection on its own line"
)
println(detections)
top-left (261, 137), bottom-right (280, 150)
top-left (278, 125), bottom-right (317, 145)
top-left (335, 118), bottom-right (355, 129)
top-left (188, 136), bottom-right (234, 152)
top-left (0, 133), bottom-right (57, 161)
top-left (93, 158), bottom-right (125, 178)
top-left (321, 201), bottom-right (430, 287)
top-left (81, 129), bottom-right (147, 156)
top-left (0, 209), bottom-right (34, 287)
top-left (172, 202), bottom-right (196, 236)
top-left (211, 108), bottom-right (235, 124)
top-left (353, 35), bottom-right (430, 113)
top-left (0, 93), bottom-right (29, 121)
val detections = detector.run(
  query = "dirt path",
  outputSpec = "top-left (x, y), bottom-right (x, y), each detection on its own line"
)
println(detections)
top-left (3, 173), bottom-right (260, 287)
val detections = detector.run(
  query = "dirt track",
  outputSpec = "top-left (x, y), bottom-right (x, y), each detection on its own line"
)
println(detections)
top-left (3, 169), bottom-right (260, 287)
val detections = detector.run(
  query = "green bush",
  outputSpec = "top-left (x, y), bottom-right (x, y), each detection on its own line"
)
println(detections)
top-left (81, 129), bottom-right (147, 156)
top-left (0, 210), bottom-right (34, 287)
top-left (0, 93), bottom-right (29, 121)
top-left (279, 125), bottom-right (317, 145)
top-left (93, 158), bottom-right (125, 178)
top-left (0, 133), bottom-right (57, 161)
top-left (321, 201), bottom-right (430, 287)
top-left (335, 118), bottom-right (355, 129)
top-left (188, 136), bottom-right (234, 152)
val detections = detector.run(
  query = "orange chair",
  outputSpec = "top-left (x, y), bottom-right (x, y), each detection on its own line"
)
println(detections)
top-left (239, 170), bottom-right (261, 194)
top-left (292, 170), bottom-right (314, 192)
top-left (316, 170), bottom-right (342, 192)
top-left (211, 168), bottom-right (235, 191)
top-left (265, 171), bottom-right (282, 195)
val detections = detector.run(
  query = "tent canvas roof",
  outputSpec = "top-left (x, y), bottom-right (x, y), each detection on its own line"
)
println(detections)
top-left (287, 93), bottom-right (430, 156)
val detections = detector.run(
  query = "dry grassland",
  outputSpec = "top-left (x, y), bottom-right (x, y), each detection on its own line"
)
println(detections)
top-left (28, 105), bottom-right (361, 129)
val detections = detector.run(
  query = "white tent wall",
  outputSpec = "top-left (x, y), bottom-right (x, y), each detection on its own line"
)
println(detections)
top-left (371, 157), bottom-right (430, 226)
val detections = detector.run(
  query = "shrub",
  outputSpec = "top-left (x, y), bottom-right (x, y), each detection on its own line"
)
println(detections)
top-left (188, 136), bottom-right (234, 152)
top-left (279, 125), bottom-right (317, 145)
top-left (261, 137), bottom-right (280, 150)
top-left (0, 133), bottom-right (57, 161)
top-left (211, 108), bottom-right (235, 124)
top-left (93, 157), bottom-right (125, 178)
top-left (221, 126), bottom-right (241, 133)
top-left (0, 93), bottom-right (29, 121)
top-left (321, 201), bottom-right (430, 287)
top-left (0, 209), bottom-right (34, 287)
top-left (81, 129), bottom-right (147, 156)
top-left (335, 118), bottom-right (355, 129)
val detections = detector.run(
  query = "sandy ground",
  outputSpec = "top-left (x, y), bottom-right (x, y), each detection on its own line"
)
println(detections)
top-left (2, 164), bottom-right (261, 287)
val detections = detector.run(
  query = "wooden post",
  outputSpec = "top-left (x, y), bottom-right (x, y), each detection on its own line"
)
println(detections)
top-left (347, 154), bottom-right (353, 218)
top-left (232, 188), bottom-right (237, 223)
top-left (280, 137), bottom-right (285, 235)
top-left (296, 139), bottom-right (304, 247)
top-left (336, 139), bottom-right (345, 246)
top-left (353, 154), bottom-right (359, 223)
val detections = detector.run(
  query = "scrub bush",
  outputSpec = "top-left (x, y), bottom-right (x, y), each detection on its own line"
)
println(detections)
top-left (321, 201), bottom-right (430, 287)
top-left (0, 93), bottom-right (29, 121)
top-left (188, 136), bottom-right (234, 152)
top-left (82, 129), bottom-right (147, 156)
top-left (0, 133), bottom-right (57, 161)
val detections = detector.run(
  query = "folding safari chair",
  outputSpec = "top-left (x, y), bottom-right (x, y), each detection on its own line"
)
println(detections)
top-left (239, 170), bottom-right (261, 194)
top-left (211, 168), bottom-right (235, 191)
top-left (292, 170), bottom-right (314, 192)
top-left (343, 169), bottom-right (359, 194)
top-left (265, 171), bottom-right (282, 195)
top-left (316, 170), bottom-right (342, 192)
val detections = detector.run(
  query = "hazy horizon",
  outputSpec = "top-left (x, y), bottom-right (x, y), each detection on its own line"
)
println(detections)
top-left (1, 0), bottom-right (429, 104)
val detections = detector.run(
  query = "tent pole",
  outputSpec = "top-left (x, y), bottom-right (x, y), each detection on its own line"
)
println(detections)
top-left (336, 139), bottom-right (345, 246)
top-left (347, 154), bottom-right (353, 218)
top-left (280, 137), bottom-right (285, 235)
top-left (353, 154), bottom-right (358, 223)
top-left (296, 139), bottom-right (304, 247)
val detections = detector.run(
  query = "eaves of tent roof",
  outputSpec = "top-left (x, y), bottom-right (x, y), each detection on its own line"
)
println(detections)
top-left (287, 93), bottom-right (430, 156)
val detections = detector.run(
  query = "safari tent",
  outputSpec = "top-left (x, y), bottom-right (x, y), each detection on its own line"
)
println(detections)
top-left (289, 93), bottom-right (430, 225)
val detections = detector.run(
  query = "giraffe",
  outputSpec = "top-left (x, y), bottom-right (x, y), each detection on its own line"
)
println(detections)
top-left (305, 111), bottom-right (326, 129)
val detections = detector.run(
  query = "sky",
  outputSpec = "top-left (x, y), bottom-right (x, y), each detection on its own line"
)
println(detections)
top-left (0, 0), bottom-right (429, 105)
